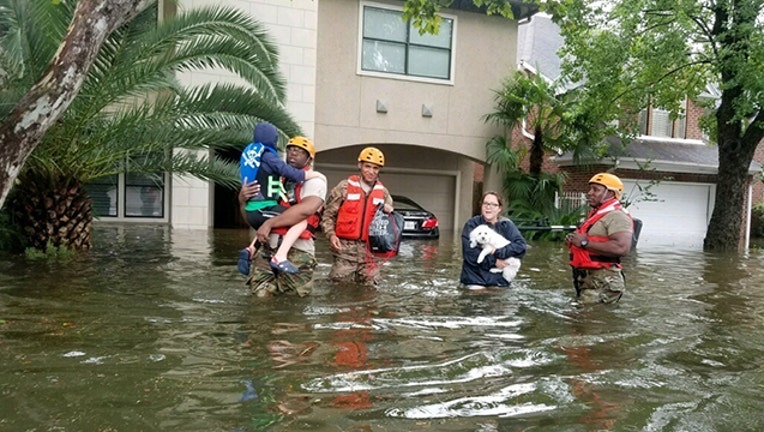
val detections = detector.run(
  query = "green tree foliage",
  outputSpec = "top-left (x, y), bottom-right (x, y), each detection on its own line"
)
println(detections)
top-left (408, 0), bottom-right (764, 251)
top-left (402, 0), bottom-right (517, 33)
top-left (482, 71), bottom-right (595, 237)
top-left (544, 0), bottom-right (764, 251)
top-left (485, 135), bottom-right (581, 240)
top-left (0, 0), bottom-right (151, 211)
top-left (484, 71), bottom-right (569, 178)
top-left (0, 0), bottom-right (300, 251)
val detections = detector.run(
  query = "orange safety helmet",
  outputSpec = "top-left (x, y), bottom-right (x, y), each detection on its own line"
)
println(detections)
top-left (286, 136), bottom-right (315, 158)
top-left (358, 147), bottom-right (385, 167)
top-left (589, 173), bottom-right (624, 198)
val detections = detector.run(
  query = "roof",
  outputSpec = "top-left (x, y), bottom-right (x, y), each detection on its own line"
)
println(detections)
top-left (553, 136), bottom-right (762, 175)
top-left (517, 14), bottom-right (563, 81)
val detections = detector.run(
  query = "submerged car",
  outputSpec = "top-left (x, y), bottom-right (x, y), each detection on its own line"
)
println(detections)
top-left (392, 195), bottom-right (439, 239)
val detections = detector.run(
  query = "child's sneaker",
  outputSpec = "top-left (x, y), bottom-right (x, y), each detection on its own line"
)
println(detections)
top-left (237, 246), bottom-right (255, 275)
top-left (269, 257), bottom-right (299, 275)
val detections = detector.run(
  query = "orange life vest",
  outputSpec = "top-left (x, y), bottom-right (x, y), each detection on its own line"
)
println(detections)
top-left (569, 198), bottom-right (632, 270)
top-left (271, 167), bottom-right (320, 239)
top-left (334, 176), bottom-right (386, 241)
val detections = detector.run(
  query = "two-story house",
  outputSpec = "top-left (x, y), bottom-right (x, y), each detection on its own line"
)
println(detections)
top-left (517, 14), bottom-right (764, 249)
top-left (96, 0), bottom-right (536, 236)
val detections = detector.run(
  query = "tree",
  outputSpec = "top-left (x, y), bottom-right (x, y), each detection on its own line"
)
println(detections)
top-left (0, 0), bottom-right (151, 213)
top-left (1, 1), bottom-right (300, 251)
top-left (407, 0), bottom-right (764, 251)
top-left (482, 75), bottom-right (577, 238)
top-left (543, 0), bottom-right (764, 251)
top-left (484, 71), bottom-right (568, 178)
top-left (549, 0), bottom-right (764, 250)
top-left (402, 0), bottom-right (519, 33)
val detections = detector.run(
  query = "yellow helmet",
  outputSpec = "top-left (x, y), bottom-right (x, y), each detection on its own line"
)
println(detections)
top-left (286, 136), bottom-right (315, 158)
top-left (589, 173), bottom-right (624, 198)
top-left (358, 146), bottom-right (385, 167)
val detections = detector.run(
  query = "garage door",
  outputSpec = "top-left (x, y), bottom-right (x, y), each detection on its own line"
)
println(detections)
top-left (622, 180), bottom-right (715, 249)
top-left (316, 165), bottom-right (456, 232)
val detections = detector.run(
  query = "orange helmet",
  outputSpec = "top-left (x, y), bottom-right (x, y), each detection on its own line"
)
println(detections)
top-left (286, 136), bottom-right (315, 158)
top-left (358, 147), bottom-right (384, 167)
top-left (589, 173), bottom-right (624, 198)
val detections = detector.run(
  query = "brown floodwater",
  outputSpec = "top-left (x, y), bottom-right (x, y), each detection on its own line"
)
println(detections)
top-left (1, 224), bottom-right (764, 431)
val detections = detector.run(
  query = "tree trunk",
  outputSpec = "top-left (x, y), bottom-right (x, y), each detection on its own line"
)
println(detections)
top-left (705, 141), bottom-right (748, 250)
top-left (529, 125), bottom-right (544, 178)
top-left (704, 112), bottom-right (763, 251)
top-left (0, 0), bottom-right (149, 212)
top-left (10, 176), bottom-right (93, 251)
top-left (704, 0), bottom-right (764, 251)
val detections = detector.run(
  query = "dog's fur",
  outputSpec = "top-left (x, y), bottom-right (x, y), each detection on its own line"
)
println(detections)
top-left (468, 224), bottom-right (521, 282)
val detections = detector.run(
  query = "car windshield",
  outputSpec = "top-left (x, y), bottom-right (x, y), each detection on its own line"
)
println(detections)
top-left (392, 197), bottom-right (423, 211)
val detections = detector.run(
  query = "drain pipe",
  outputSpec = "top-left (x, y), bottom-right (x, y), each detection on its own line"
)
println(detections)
top-left (745, 183), bottom-right (752, 250)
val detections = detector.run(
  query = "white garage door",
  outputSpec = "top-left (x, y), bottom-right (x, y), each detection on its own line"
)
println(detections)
top-left (316, 165), bottom-right (456, 231)
top-left (622, 180), bottom-right (715, 249)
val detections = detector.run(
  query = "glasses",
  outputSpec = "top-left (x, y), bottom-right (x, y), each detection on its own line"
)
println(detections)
top-left (482, 202), bottom-right (500, 208)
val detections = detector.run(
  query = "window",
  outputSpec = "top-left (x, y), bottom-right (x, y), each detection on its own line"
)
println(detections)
top-left (639, 100), bottom-right (687, 139)
top-left (85, 172), bottom-right (167, 220)
top-left (360, 5), bottom-right (454, 81)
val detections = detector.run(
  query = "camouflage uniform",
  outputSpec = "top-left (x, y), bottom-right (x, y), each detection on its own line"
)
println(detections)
top-left (328, 238), bottom-right (382, 285)
top-left (321, 179), bottom-right (392, 286)
top-left (248, 243), bottom-right (316, 297)
top-left (572, 267), bottom-right (625, 304)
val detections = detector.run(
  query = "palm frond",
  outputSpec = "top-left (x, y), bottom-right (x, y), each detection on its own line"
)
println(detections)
top-left (485, 135), bottom-right (527, 173)
top-left (0, 0), bottom-right (71, 81)
top-left (19, 3), bottom-right (299, 189)
top-left (77, 4), bottom-right (285, 119)
top-left (129, 151), bottom-right (240, 190)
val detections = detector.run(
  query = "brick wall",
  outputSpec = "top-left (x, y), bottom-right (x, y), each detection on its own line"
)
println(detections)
top-left (561, 166), bottom-right (719, 194)
top-left (685, 99), bottom-right (705, 140)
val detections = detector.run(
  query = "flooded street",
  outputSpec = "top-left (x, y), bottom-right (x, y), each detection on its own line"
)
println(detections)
top-left (2, 224), bottom-right (764, 431)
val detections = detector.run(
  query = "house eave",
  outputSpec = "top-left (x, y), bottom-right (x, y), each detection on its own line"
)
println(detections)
top-left (552, 156), bottom-right (761, 176)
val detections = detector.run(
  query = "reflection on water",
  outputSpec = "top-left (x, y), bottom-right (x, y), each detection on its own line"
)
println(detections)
top-left (2, 225), bottom-right (764, 431)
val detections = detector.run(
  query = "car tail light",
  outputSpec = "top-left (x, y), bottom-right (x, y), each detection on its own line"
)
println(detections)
top-left (421, 217), bottom-right (438, 229)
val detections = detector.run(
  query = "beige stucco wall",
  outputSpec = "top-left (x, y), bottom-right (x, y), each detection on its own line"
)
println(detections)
top-left (314, 0), bottom-right (518, 230)
top-left (314, 0), bottom-right (515, 161)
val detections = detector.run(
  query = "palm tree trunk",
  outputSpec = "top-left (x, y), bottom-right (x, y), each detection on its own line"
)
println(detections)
top-left (10, 176), bottom-right (93, 251)
top-left (529, 125), bottom-right (544, 178)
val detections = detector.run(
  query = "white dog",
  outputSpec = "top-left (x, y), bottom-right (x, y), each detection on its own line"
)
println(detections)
top-left (468, 224), bottom-right (522, 282)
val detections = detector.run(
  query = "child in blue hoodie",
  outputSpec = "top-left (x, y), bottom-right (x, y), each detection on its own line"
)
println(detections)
top-left (238, 122), bottom-right (320, 276)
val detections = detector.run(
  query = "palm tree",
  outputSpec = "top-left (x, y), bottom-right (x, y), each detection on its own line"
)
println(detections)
top-left (484, 71), bottom-right (568, 178)
top-left (0, 1), bottom-right (300, 251)
top-left (483, 71), bottom-right (586, 234)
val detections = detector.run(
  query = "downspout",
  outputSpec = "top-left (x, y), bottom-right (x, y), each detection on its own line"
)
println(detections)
top-left (517, 61), bottom-right (537, 142)
top-left (745, 183), bottom-right (752, 250)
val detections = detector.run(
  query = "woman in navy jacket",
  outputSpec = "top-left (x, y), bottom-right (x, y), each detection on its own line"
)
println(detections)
top-left (460, 191), bottom-right (527, 289)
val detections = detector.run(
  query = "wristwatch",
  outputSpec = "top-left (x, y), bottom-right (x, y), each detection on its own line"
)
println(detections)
top-left (580, 238), bottom-right (589, 249)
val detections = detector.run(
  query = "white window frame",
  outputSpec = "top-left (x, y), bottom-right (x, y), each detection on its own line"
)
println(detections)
top-left (639, 99), bottom-right (687, 139)
top-left (89, 172), bottom-right (170, 223)
top-left (357, 1), bottom-right (456, 85)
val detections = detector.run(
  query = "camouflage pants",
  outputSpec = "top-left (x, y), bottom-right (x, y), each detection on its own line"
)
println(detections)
top-left (248, 244), bottom-right (316, 297)
top-left (329, 239), bottom-right (381, 286)
top-left (572, 267), bottom-right (625, 304)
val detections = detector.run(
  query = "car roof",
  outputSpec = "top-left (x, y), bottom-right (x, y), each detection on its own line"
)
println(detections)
top-left (390, 195), bottom-right (424, 210)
